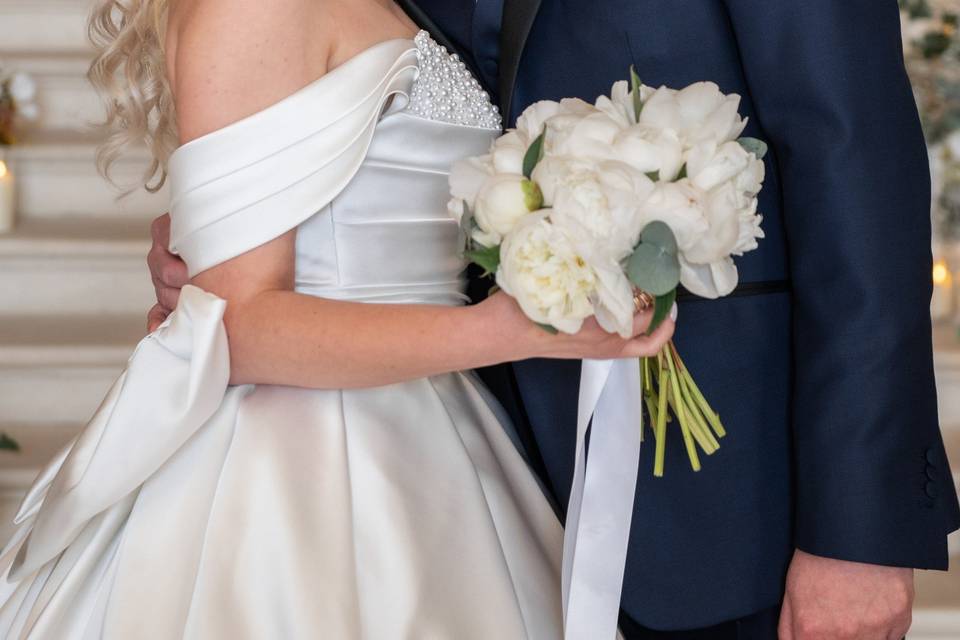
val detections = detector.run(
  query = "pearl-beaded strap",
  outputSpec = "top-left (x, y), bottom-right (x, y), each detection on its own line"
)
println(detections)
top-left (407, 31), bottom-right (502, 131)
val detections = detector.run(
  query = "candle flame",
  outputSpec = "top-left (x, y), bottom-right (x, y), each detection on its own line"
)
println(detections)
top-left (933, 259), bottom-right (951, 286)
top-left (0, 161), bottom-right (7, 179)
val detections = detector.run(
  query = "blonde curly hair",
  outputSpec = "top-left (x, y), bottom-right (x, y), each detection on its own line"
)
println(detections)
top-left (88, 0), bottom-right (176, 192)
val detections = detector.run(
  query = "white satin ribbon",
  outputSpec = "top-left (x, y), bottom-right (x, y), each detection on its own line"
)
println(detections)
top-left (562, 358), bottom-right (643, 639)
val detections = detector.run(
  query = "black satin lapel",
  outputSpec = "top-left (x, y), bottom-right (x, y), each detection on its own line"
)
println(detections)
top-left (394, 0), bottom-right (477, 75)
top-left (498, 0), bottom-right (543, 121)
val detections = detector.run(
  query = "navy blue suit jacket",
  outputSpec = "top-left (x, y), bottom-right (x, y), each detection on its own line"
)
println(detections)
top-left (400, 0), bottom-right (960, 630)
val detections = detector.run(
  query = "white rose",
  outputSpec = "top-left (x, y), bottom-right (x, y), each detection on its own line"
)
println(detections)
top-left (640, 82), bottom-right (746, 146)
top-left (473, 174), bottom-right (544, 244)
top-left (9, 72), bottom-right (36, 103)
top-left (614, 124), bottom-right (685, 181)
top-left (550, 161), bottom-right (655, 259)
top-left (490, 131), bottom-right (528, 175)
top-left (449, 154), bottom-right (495, 207)
top-left (685, 140), bottom-right (752, 192)
top-left (496, 213), bottom-right (598, 334)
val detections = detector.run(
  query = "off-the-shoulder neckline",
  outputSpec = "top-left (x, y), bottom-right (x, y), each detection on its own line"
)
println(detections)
top-left (171, 32), bottom-right (424, 159)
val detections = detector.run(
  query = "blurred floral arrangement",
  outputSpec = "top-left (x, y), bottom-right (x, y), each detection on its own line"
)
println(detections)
top-left (0, 67), bottom-right (38, 146)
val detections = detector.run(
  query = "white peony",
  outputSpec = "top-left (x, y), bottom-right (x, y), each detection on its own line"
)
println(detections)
top-left (489, 131), bottom-right (528, 175)
top-left (680, 258), bottom-right (739, 300)
top-left (530, 155), bottom-right (597, 206)
top-left (496, 213), bottom-right (599, 334)
top-left (589, 252), bottom-right (637, 337)
top-left (639, 180), bottom-right (746, 298)
top-left (685, 140), bottom-right (753, 192)
top-left (546, 110), bottom-right (624, 161)
top-left (472, 174), bottom-right (543, 245)
top-left (614, 124), bottom-right (685, 181)
top-left (595, 80), bottom-right (657, 128)
top-left (515, 100), bottom-right (566, 141)
top-left (449, 154), bottom-right (494, 206)
top-left (640, 82), bottom-right (746, 146)
top-left (549, 161), bottom-right (655, 259)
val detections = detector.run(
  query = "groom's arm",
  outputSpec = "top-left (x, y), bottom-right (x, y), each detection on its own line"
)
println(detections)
top-left (718, 2), bottom-right (958, 635)
top-left (721, 0), bottom-right (958, 571)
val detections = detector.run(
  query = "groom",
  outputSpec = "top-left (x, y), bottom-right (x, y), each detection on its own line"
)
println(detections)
top-left (147, 0), bottom-right (960, 637)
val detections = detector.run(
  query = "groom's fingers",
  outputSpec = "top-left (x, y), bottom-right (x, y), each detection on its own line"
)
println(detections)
top-left (778, 592), bottom-right (794, 640)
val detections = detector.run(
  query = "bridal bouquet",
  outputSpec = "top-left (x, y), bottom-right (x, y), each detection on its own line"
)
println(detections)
top-left (448, 70), bottom-right (767, 475)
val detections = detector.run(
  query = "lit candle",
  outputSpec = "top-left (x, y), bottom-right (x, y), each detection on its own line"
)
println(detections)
top-left (932, 258), bottom-right (953, 322)
top-left (0, 159), bottom-right (14, 234)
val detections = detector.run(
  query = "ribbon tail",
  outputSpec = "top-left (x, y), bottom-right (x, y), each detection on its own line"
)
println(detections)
top-left (562, 358), bottom-right (643, 639)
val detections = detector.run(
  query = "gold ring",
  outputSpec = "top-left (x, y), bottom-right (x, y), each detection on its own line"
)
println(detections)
top-left (633, 289), bottom-right (654, 313)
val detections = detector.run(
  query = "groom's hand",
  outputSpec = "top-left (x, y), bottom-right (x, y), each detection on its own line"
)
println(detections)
top-left (779, 549), bottom-right (913, 639)
top-left (146, 213), bottom-right (189, 332)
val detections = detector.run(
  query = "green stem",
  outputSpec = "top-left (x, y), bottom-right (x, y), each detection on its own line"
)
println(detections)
top-left (654, 354), bottom-right (669, 477)
top-left (664, 345), bottom-right (700, 472)
top-left (670, 343), bottom-right (726, 439)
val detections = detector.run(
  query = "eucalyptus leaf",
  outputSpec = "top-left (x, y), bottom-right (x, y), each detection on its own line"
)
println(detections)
top-left (626, 242), bottom-right (681, 296)
top-left (630, 65), bottom-right (643, 123)
top-left (645, 170), bottom-right (660, 182)
top-left (640, 220), bottom-right (679, 255)
top-left (465, 244), bottom-right (501, 276)
top-left (737, 137), bottom-right (768, 160)
top-left (676, 163), bottom-right (687, 180)
top-left (646, 288), bottom-right (677, 335)
top-left (523, 130), bottom-right (546, 179)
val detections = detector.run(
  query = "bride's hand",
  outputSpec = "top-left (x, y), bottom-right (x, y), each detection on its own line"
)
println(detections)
top-left (481, 291), bottom-right (676, 362)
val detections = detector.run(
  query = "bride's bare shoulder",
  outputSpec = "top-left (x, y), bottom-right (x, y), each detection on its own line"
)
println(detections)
top-left (168, 0), bottom-right (335, 144)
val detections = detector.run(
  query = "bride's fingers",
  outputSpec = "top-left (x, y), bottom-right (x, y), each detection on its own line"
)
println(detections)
top-left (621, 314), bottom-right (675, 358)
top-left (631, 307), bottom-right (656, 337)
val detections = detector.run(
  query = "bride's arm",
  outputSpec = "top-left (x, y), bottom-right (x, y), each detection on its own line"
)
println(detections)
top-left (170, 0), bottom-right (674, 389)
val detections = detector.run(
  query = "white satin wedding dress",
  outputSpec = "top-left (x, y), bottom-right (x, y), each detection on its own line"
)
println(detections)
top-left (0, 32), bottom-right (565, 639)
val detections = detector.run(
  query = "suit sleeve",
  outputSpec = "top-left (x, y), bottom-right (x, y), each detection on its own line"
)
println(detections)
top-left (721, 0), bottom-right (960, 569)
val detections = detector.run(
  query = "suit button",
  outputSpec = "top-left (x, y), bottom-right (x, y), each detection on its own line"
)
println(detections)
top-left (925, 481), bottom-right (939, 499)
top-left (925, 448), bottom-right (937, 465)
top-left (926, 465), bottom-right (937, 481)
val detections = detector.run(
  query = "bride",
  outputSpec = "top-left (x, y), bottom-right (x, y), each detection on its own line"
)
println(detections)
top-left (0, 0), bottom-right (674, 637)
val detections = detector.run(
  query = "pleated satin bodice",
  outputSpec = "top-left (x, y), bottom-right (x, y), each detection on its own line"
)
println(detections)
top-left (294, 112), bottom-right (494, 306)
top-left (168, 32), bottom-right (499, 307)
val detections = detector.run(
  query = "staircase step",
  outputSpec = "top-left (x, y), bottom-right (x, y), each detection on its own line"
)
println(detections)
top-left (4, 51), bottom-right (103, 135)
top-left (5, 136), bottom-right (168, 222)
top-left (0, 0), bottom-right (94, 56)
top-left (0, 313), bottom-right (141, 426)
top-left (0, 218), bottom-right (155, 315)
